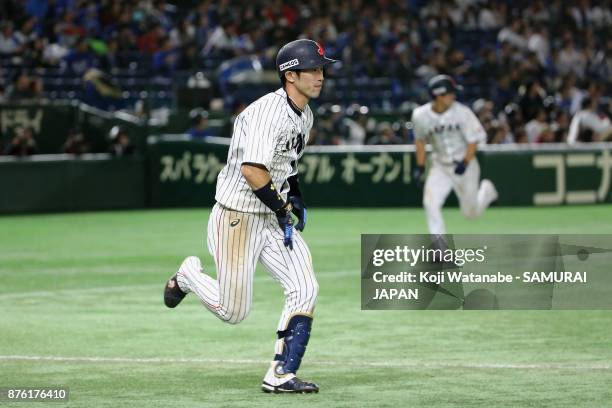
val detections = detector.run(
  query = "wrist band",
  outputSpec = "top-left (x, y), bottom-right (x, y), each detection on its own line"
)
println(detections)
top-left (253, 180), bottom-right (286, 213)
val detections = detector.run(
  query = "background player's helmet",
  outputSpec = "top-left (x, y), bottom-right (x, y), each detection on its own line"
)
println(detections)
top-left (276, 39), bottom-right (338, 79)
top-left (428, 75), bottom-right (464, 97)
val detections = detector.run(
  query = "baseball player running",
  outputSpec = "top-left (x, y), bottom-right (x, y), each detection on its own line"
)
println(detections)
top-left (411, 75), bottom-right (498, 235)
top-left (163, 39), bottom-right (337, 394)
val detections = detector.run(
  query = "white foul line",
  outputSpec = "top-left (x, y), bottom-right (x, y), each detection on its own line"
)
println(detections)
top-left (0, 355), bottom-right (609, 371)
top-left (0, 270), bottom-right (358, 300)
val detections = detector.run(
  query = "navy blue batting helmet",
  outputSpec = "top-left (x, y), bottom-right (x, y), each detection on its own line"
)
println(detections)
top-left (276, 39), bottom-right (338, 78)
top-left (428, 75), bottom-right (464, 97)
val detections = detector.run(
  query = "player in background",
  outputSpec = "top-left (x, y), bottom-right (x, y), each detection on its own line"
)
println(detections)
top-left (163, 39), bottom-right (337, 394)
top-left (411, 75), bottom-right (498, 235)
top-left (567, 96), bottom-right (612, 144)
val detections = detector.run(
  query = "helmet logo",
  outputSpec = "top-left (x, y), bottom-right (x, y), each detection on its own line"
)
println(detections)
top-left (316, 42), bottom-right (324, 55)
top-left (432, 86), bottom-right (448, 96)
top-left (279, 58), bottom-right (299, 71)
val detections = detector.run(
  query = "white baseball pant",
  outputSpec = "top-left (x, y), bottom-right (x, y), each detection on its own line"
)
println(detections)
top-left (423, 159), bottom-right (498, 235)
top-left (175, 203), bottom-right (319, 331)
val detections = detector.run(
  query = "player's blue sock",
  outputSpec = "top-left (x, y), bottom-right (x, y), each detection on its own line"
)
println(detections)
top-left (274, 315), bottom-right (312, 374)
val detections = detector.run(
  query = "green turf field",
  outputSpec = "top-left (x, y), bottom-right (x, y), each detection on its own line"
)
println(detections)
top-left (1, 206), bottom-right (611, 407)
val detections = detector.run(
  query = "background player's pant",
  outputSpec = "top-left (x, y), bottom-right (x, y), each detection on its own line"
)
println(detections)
top-left (423, 160), bottom-right (497, 235)
top-left (177, 203), bottom-right (318, 329)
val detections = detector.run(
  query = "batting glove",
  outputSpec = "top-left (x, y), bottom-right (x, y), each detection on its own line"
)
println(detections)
top-left (275, 205), bottom-right (294, 250)
top-left (412, 165), bottom-right (425, 189)
top-left (454, 160), bottom-right (468, 175)
top-left (289, 195), bottom-right (307, 232)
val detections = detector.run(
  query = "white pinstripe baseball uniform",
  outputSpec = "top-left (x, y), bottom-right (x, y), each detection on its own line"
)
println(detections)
top-left (412, 101), bottom-right (498, 234)
top-left (174, 87), bottom-right (318, 385)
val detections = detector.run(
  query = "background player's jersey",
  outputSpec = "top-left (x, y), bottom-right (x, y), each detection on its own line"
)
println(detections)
top-left (216, 88), bottom-right (313, 213)
top-left (412, 101), bottom-right (486, 164)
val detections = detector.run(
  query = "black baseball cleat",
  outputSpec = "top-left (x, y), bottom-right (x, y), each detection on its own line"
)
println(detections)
top-left (164, 274), bottom-right (186, 308)
top-left (261, 377), bottom-right (319, 394)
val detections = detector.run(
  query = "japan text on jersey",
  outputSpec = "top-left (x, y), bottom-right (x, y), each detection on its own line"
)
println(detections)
top-left (412, 101), bottom-right (486, 164)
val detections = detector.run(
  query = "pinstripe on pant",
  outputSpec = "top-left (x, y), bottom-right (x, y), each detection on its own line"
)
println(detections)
top-left (177, 203), bottom-right (318, 329)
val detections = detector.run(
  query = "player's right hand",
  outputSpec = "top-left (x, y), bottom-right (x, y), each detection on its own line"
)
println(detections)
top-left (453, 160), bottom-right (467, 175)
top-left (412, 165), bottom-right (425, 189)
top-left (275, 205), bottom-right (294, 250)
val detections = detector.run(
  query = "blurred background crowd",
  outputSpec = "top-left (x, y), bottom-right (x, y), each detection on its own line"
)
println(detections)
top-left (0, 0), bottom-right (611, 153)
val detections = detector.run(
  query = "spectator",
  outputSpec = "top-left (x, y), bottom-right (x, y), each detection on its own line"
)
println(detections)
top-left (81, 4), bottom-right (101, 36)
top-left (343, 104), bottom-right (370, 145)
top-left (0, 0), bottom-right (609, 147)
top-left (489, 122), bottom-right (514, 144)
top-left (556, 35), bottom-right (587, 79)
top-left (177, 41), bottom-right (200, 71)
top-left (202, 19), bottom-right (238, 57)
top-left (266, 0), bottom-right (298, 26)
top-left (55, 9), bottom-right (86, 48)
top-left (478, 1), bottom-right (503, 30)
top-left (169, 19), bottom-right (196, 48)
top-left (327, 105), bottom-right (349, 145)
top-left (497, 18), bottom-right (526, 50)
top-left (187, 108), bottom-right (214, 139)
top-left (62, 37), bottom-right (96, 74)
top-left (25, 0), bottom-right (48, 22)
top-left (137, 22), bottom-right (165, 55)
top-left (525, 109), bottom-right (549, 143)
top-left (518, 81), bottom-right (546, 122)
top-left (0, 20), bottom-right (26, 55)
top-left (6, 71), bottom-right (43, 100)
top-left (551, 110), bottom-right (570, 142)
top-left (367, 122), bottom-right (403, 145)
top-left (447, 49), bottom-right (471, 78)
top-left (502, 103), bottom-right (525, 138)
top-left (515, 128), bottom-right (529, 144)
top-left (63, 128), bottom-right (90, 155)
top-left (526, 1), bottom-right (551, 24)
top-left (535, 126), bottom-right (555, 143)
top-left (527, 24), bottom-right (550, 66)
top-left (4, 127), bottom-right (38, 156)
top-left (415, 53), bottom-right (440, 80)
top-left (108, 126), bottom-right (135, 156)
top-left (570, 0), bottom-right (611, 30)
top-left (42, 39), bottom-right (70, 66)
top-left (90, 37), bottom-right (117, 72)
top-left (152, 37), bottom-right (179, 75)
top-left (588, 38), bottom-right (612, 86)
top-left (309, 127), bottom-right (328, 146)
top-left (555, 77), bottom-right (577, 114)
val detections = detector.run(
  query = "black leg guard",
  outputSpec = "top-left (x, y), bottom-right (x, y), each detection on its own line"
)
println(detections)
top-left (274, 315), bottom-right (312, 374)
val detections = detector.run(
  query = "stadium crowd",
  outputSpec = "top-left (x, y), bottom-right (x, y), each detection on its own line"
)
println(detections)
top-left (0, 0), bottom-right (611, 150)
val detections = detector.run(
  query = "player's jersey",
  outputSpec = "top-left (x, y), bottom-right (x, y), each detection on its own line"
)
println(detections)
top-left (411, 101), bottom-right (486, 164)
top-left (216, 87), bottom-right (313, 213)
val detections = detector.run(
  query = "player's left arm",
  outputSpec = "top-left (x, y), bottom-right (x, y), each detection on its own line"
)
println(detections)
top-left (462, 142), bottom-right (478, 163)
top-left (241, 163), bottom-right (272, 189)
top-left (411, 110), bottom-right (427, 187)
top-left (287, 112), bottom-right (314, 231)
top-left (455, 107), bottom-right (487, 174)
top-left (287, 168), bottom-right (306, 231)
